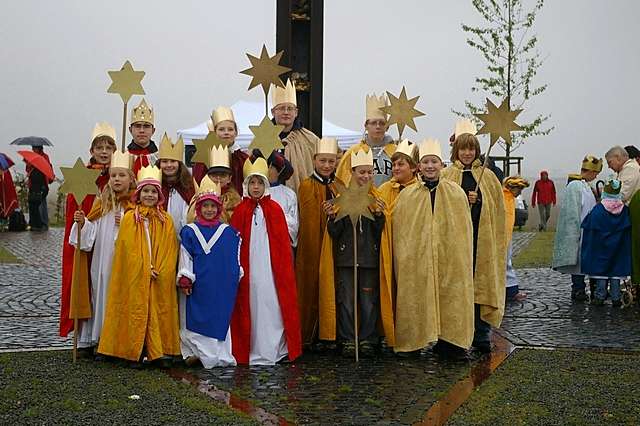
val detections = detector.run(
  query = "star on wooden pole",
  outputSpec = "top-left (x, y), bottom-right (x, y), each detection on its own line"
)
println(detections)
top-left (334, 181), bottom-right (375, 224)
top-left (248, 116), bottom-right (285, 158)
top-left (380, 86), bottom-right (425, 140)
top-left (240, 45), bottom-right (291, 115)
top-left (59, 158), bottom-right (101, 363)
top-left (191, 132), bottom-right (228, 167)
top-left (473, 97), bottom-right (523, 146)
top-left (59, 158), bottom-right (101, 205)
top-left (107, 60), bottom-right (146, 151)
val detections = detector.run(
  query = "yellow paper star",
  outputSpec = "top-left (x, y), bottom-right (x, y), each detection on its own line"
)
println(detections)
top-left (334, 181), bottom-right (375, 224)
top-left (59, 158), bottom-right (101, 205)
top-left (474, 97), bottom-right (523, 146)
top-left (107, 60), bottom-right (146, 103)
top-left (240, 45), bottom-right (291, 96)
top-left (248, 116), bottom-right (285, 157)
top-left (380, 86), bottom-right (425, 137)
top-left (191, 132), bottom-right (228, 166)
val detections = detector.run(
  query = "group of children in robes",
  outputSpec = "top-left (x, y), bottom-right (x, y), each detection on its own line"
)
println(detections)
top-left (61, 94), bottom-right (524, 369)
top-left (553, 154), bottom-right (634, 306)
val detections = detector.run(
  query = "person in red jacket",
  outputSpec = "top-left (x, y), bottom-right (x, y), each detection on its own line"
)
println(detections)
top-left (531, 170), bottom-right (556, 231)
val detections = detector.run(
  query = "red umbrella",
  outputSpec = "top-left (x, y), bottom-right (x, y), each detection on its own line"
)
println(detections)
top-left (17, 150), bottom-right (55, 181)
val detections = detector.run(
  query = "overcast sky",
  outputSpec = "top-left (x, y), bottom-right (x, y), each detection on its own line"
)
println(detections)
top-left (2, 0), bottom-right (639, 181)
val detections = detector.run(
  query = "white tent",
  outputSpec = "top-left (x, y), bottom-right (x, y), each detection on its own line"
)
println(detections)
top-left (177, 100), bottom-right (362, 150)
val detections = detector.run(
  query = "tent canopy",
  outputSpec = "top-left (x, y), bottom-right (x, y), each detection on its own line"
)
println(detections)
top-left (178, 100), bottom-right (362, 150)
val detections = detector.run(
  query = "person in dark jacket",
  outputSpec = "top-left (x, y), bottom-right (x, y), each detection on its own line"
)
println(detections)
top-left (27, 165), bottom-right (47, 231)
top-left (325, 148), bottom-right (385, 357)
top-left (532, 170), bottom-right (556, 231)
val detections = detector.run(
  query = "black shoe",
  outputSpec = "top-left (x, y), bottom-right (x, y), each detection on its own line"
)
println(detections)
top-left (612, 300), bottom-right (622, 308)
top-left (591, 298), bottom-right (604, 306)
top-left (152, 357), bottom-right (173, 369)
top-left (571, 290), bottom-right (588, 302)
top-left (471, 341), bottom-right (492, 354)
top-left (433, 341), bottom-right (469, 360)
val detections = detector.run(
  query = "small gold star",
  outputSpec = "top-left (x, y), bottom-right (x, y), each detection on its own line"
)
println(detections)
top-left (334, 181), bottom-right (375, 224)
top-left (59, 158), bottom-right (101, 205)
top-left (380, 86), bottom-right (425, 137)
top-left (191, 132), bottom-right (228, 166)
top-left (474, 97), bottom-right (523, 146)
top-left (107, 60), bottom-right (145, 103)
top-left (240, 45), bottom-right (291, 96)
top-left (248, 116), bottom-right (285, 157)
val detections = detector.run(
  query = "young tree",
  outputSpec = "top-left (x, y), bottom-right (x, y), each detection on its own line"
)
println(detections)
top-left (454, 0), bottom-right (553, 175)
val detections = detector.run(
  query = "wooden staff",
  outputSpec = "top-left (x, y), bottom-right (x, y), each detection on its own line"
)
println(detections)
top-left (474, 142), bottom-right (497, 193)
top-left (121, 102), bottom-right (128, 152)
top-left (352, 220), bottom-right (359, 363)
top-left (72, 211), bottom-right (82, 363)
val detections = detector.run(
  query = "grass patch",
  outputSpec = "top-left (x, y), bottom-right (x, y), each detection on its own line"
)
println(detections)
top-left (0, 350), bottom-right (255, 425)
top-left (513, 231), bottom-right (554, 269)
top-left (448, 349), bottom-right (640, 425)
top-left (0, 245), bottom-right (20, 263)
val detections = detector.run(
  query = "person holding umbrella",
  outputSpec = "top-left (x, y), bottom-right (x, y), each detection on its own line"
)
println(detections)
top-left (0, 153), bottom-right (18, 224)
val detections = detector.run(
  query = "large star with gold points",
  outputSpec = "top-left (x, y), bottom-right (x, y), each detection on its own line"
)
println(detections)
top-left (107, 60), bottom-right (145, 103)
top-left (380, 86), bottom-right (425, 136)
top-left (240, 45), bottom-right (291, 96)
top-left (334, 181), bottom-right (375, 224)
top-left (59, 158), bottom-right (101, 205)
top-left (248, 116), bottom-right (285, 157)
top-left (474, 97), bottom-right (523, 146)
top-left (191, 132), bottom-right (228, 166)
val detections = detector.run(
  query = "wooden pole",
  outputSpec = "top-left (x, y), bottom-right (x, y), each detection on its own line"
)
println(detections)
top-left (474, 142), bottom-right (496, 193)
top-left (121, 102), bottom-right (128, 152)
top-left (352, 222), bottom-right (359, 363)
top-left (72, 213), bottom-right (82, 363)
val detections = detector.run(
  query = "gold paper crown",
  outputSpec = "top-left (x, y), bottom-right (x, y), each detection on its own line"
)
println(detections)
top-left (418, 138), bottom-right (443, 161)
top-left (316, 137), bottom-right (338, 155)
top-left (110, 149), bottom-right (133, 170)
top-left (454, 119), bottom-right (478, 139)
top-left (242, 157), bottom-right (269, 179)
top-left (158, 133), bottom-right (184, 162)
top-left (272, 79), bottom-right (297, 107)
top-left (91, 122), bottom-right (117, 142)
top-left (395, 139), bottom-right (416, 159)
top-left (365, 93), bottom-right (388, 121)
top-left (131, 98), bottom-right (154, 125)
top-left (209, 145), bottom-right (231, 169)
top-left (504, 176), bottom-right (530, 189)
top-left (351, 148), bottom-right (374, 168)
top-left (581, 155), bottom-right (603, 172)
top-left (197, 175), bottom-right (222, 197)
top-left (136, 165), bottom-right (162, 184)
top-left (212, 106), bottom-right (236, 126)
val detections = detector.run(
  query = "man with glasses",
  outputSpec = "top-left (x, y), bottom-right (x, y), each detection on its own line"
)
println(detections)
top-left (128, 98), bottom-right (159, 174)
top-left (336, 93), bottom-right (396, 187)
top-left (271, 79), bottom-right (319, 192)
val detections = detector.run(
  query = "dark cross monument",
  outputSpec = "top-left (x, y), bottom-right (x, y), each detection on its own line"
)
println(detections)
top-left (276, 0), bottom-right (324, 138)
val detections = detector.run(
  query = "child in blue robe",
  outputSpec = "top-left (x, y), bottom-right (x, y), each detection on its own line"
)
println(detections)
top-left (177, 177), bottom-right (242, 367)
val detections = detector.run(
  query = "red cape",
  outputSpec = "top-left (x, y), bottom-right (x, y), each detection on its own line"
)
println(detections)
top-left (161, 181), bottom-right (195, 211)
top-left (192, 149), bottom-right (248, 195)
top-left (59, 167), bottom-right (110, 337)
top-left (0, 170), bottom-right (18, 218)
top-left (229, 196), bottom-right (302, 364)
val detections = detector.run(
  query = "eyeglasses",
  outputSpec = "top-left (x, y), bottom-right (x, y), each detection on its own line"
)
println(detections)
top-left (274, 106), bottom-right (297, 113)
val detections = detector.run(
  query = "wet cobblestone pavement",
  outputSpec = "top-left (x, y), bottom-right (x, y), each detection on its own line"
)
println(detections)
top-left (1, 229), bottom-right (639, 424)
top-left (0, 229), bottom-right (70, 350)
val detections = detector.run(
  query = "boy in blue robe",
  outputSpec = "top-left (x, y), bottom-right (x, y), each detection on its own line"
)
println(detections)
top-left (177, 176), bottom-right (242, 367)
top-left (580, 179), bottom-right (632, 306)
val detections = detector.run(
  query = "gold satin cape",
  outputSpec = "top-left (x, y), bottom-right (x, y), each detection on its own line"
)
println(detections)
top-left (376, 176), bottom-right (419, 346)
top-left (393, 179), bottom-right (475, 351)
top-left (295, 176), bottom-right (338, 344)
top-left (97, 207), bottom-right (180, 361)
top-left (283, 128), bottom-right (319, 192)
top-left (335, 140), bottom-right (397, 186)
top-left (317, 185), bottom-right (393, 341)
top-left (69, 194), bottom-right (135, 320)
top-left (441, 162), bottom-right (506, 328)
top-left (503, 188), bottom-right (516, 244)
